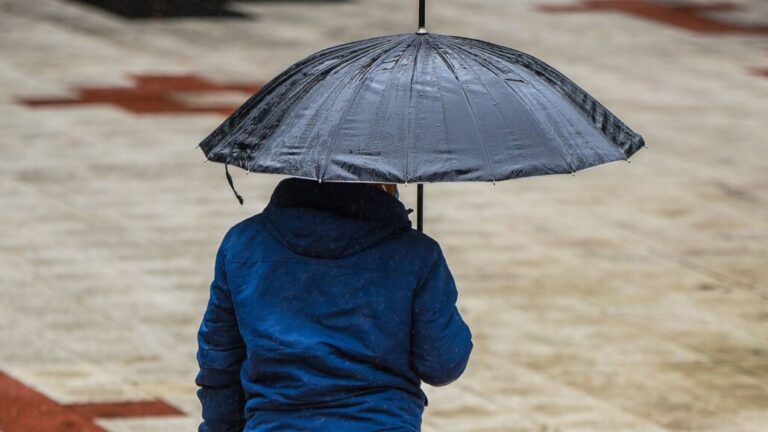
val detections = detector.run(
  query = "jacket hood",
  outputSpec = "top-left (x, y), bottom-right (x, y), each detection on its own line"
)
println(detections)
top-left (262, 178), bottom-right (412, 258)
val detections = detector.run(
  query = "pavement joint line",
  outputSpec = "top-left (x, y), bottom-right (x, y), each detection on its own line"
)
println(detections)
top-left (493, 191), bottom-right (732, 276)
top-left (583, 290), bottom-right (768, 387)
top-left (521, 267), bottom-right (768, 395)
top-left (459, 193), bottom-right (768, 393)
top-left (3, 174), bottom-right (211, 267)
top-left (0, 241), bottom-right (202, 373)
top-left (0, 328), bottom-right (160, 405)
top-left (460, 363), bottom-right (672, 432)
top-left (481, 316), bottom-right (764, 431)
top-left (446, 382), bottom-right (544, 429)
top-left (547, 230), bottom-right (768, 342)
top-left (614, 222), bottom-right (762, 292)
top-left (511, 191), bottom-right (765, 300)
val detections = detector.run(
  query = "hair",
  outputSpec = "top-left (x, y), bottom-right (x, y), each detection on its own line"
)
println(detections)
top-left (371, 184), bottom-right (398, 196)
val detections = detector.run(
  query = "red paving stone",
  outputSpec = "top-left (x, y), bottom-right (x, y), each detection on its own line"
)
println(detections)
top-left (0, 371), bottom-right (184, 432)
top-left (19, 73), bottom-right (263, 115)
top-left (538, 0), bottom-right (768, 34)
top-left (66, 400), bottom-right (184, 420)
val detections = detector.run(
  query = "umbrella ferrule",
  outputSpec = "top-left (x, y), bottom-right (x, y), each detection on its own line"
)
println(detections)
top-left (416, 27), bottom-right (428, 35)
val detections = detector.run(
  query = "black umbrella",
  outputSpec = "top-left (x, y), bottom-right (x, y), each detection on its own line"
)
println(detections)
top-left (200, 0), bottom-right (644, 231)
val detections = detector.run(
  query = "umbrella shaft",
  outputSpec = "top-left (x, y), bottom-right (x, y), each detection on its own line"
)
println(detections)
top-left (419, 0), bottom-right (425, 29)
top-left (417, 184), bottom-right (424, 232)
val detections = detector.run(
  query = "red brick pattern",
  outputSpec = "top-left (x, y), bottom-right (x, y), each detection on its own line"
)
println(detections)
top-left (66, 400), bottom-right (184, 420)
top-left (539, 0), bottom-right (768, 34)
top-left (0, 371), bottom-right (184, 432)
top-left (19, 74), bottom-right (262, 115)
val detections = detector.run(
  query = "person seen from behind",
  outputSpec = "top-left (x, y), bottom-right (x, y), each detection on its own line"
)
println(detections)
top-left (196, 177), bottom-right (473, 431)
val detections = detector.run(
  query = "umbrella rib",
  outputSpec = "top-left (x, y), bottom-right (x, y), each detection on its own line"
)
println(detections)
top-left (405, 36), bottom-right (422, 183)
top-left (261, 39), bottom-right (402, 152)
top-left (300, 37), bottom-right (409, 178)
top-left (448, 37), bottom-right (577, 173)
top-left (244, 36), bottom-right (404, 175)
top-left (317, 36), bottom-right (415, 181)
top-left (431, 37), bottom-right (497, 183)
top-left (423, 37), bottom-right (458, 182)
top-left (458, 37), bottom-right (644, 157)
top-left (440, 38), bottom-right (527, 176)
top-left (370, 38), bottom-right (417, 183)
top-left (204, 41), bottom-right (381, 159)
top-left (200, 40), bottom-right (362, 153)
top-left (204, 36), bottom-right (400, 165)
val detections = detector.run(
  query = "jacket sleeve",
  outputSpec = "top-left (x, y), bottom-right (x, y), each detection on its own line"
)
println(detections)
top-left (196, 237), bottom-right (247, 432)
top-left (410, 245), bottom-right (473, 387)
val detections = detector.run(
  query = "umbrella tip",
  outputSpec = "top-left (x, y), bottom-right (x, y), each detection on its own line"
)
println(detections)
top-left (416, 27), bottom-right (428, 35)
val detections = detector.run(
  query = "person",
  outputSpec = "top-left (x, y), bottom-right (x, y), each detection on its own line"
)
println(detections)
top-left (196, 177), bottom-right (473, 432)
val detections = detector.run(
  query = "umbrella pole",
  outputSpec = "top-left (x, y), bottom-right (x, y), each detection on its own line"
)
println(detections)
top-left (416, 1), bottom-right (426, 231)
top-left (417, 184), bottom-right (424, 232)
top-left (419, 0), bottom-right (425, 29)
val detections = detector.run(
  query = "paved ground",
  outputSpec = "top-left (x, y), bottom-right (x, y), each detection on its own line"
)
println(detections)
top-left (1, 0), bottom-right (767, 430)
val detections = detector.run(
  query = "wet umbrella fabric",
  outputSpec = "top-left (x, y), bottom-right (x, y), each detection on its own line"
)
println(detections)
top-left (199, 32), bottom-right (644, 185)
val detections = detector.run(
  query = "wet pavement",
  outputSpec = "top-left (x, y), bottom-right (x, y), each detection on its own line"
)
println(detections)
top-left (1, 0), bottom-right (767, 430)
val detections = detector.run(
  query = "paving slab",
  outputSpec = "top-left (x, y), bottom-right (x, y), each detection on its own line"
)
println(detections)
top-left (1, 0), bottom-right (767, 430)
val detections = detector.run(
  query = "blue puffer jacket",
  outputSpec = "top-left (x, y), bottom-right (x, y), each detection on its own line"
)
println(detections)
top-left (196, 178), bottom-right (473, 432)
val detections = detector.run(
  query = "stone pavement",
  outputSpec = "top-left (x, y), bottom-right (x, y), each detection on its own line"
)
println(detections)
top-left (0, 0), bottom-right (767, 430)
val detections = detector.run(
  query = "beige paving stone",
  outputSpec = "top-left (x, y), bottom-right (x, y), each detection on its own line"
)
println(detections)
top-left (96, 418), bottom-right (199, 432)
top-left (4, 362), bottom-right (150, 405)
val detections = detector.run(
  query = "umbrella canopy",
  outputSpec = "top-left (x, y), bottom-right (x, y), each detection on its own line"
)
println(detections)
top-left (199, 33), bottom-right (644, 184)
top-left (199, 0), bottom-right (645, 231)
